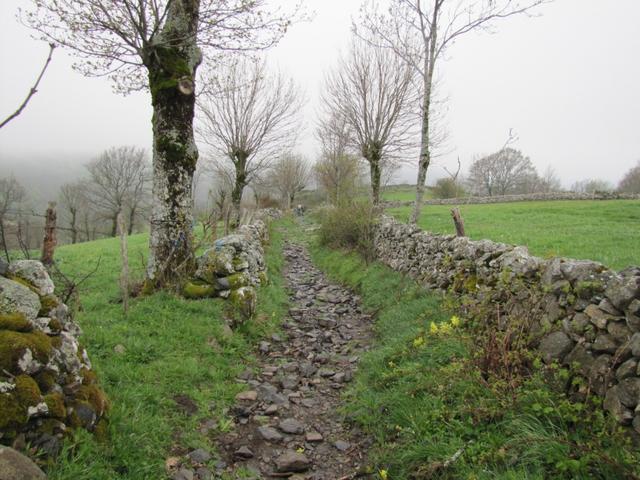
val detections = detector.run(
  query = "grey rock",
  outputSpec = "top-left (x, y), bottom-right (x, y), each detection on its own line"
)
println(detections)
top-left (187, 448), bottom-right (211, 464)
top-left (274, 452), bottom-right (311, 473)
top-left (588, 354), bottom-right (613, 396)
top-left (630, 333), bottom-right (640, 357)
top-left (172, 468), bottom-right (195, 480)
top-left (603, 386), bottom-right (634, 425)
top-left (258, 383), bottom-right (288, 405)
top-left (538, 331), bottom-right (573, 364)
top-left (280, 375), bottom-right (299, 390)
top-left (617, 377), bottom-right (640, 408)
top-left (8, 260), bottom-right (55, 296)
top-left (233, 446), bottom-right (254, 459)
top-left (257, 425), bottom-right (283, 442)
top-left (592, 334), bottom-right (618, 353)
top-left (584, 304), bottom-right (612, 329)
top-left (333, 440), bottom-right (350, 451)
top-left (606, 274), bottom-right (640, 310)
top-left (559, 259), bottom-right (605, 283)
top-left (0, 446), bottom-right (46, 480)
top-left (278, 418), bottom-right (304, 434)
top-left (633, 415), bottom-right (640, 435)
top-left (616, 358), bottom-right (638, 381)
top-left (195, 467), bottom-right (213, 480)
top-left (607, 321), bottom-right (631, 342)
top-left (569, 313), bottom-right (590, 334)
top-left (0, 276), bottom-right (41, 321)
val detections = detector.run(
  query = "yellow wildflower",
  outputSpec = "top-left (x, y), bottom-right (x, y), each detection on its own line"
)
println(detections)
top-left (412, 336), bottom-right (425, 347)
top-left (439, 323), bottom-right (452, 335)
top-left (296, 447), bottom-right (305, 453)
top-left (450, 315), bottom-right (461, 327)
top-left (429, 322), bottom-right (439, 334)
top-left (379, 469), bottom-right (389, 480)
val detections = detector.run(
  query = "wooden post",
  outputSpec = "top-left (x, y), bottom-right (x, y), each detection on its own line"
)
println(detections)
top-left (451, 207), bottom-right (465, 237)
top-left (117, 212), bottom-right (129, 316)
top-left (41, 202), bottom-right (57, 266)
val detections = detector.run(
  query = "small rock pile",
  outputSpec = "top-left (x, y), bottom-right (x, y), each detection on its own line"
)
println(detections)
top-left (374, 215), bottom-right (640, 433)
top-left (0, 259), bottom-right (108, 457)
top-left (183, 220), bottom-right (270, 318)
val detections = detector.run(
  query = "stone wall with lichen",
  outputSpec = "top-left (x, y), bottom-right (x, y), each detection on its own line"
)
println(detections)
top-left (0, 260), bottom-right (108, 456)
top-left (374, 215), bottom-right (640, 432)
top-left (183, 210), bottom-right (282, 319)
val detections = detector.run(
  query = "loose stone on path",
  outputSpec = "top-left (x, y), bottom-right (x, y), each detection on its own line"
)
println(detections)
top-left (217, 241), bottom-right (373, 478)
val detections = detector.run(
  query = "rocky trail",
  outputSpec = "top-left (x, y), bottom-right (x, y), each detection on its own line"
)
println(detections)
top-left (216, 241), bottom-right (374, 479)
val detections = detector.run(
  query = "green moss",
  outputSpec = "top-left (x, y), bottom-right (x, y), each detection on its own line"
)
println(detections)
top-left (80, 368), bottom-right (97, 385)
top-left (44, 392), bottom-right (66, 419)
top-left (182, 281), bottom-right (216, 299)
top-left (229, 287), bottom-right (256, 319)
top-left (0, 312), bottom-right (33, 332)
top-left (7, 275), bottom-right (39, 294)
top-left (38, 294), bottom-right (60, 316)
top-left (148, 45), bottom-right (192, 100)
top-left (50, 336), bottom-right (62, 348)
top-left (0, 392), bottom-right (28, 430)
top-left (34, 370), bottom-right (57, 394)
top-left (14, 375), bottom-right (42, 405)
top-left (75, 384), bottom-right (109, 415)
top-left (48, 318), bottom-right (62, 333)
top-left (575, 280), bottom-right (604, 300)
top-left (94, 417), bottom-right (110, 442)
top-left (227, 272), bottom-right (249, 290)
top-left (258, 270), bottom-right (269, 285)
top-left (0, 330), bottom-right (53, 373)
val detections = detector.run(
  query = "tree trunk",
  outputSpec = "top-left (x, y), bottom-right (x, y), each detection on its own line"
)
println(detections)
top-left (369, 157), bottom-right (382, 205)
top-left (144, 0), bottom-right (201, 287)
top-left (231, 154), bottom-right (247, 228)
top-left (110, 213), bottom-right (119, 237)
top-left (70, 208), bottom-right (77, 244)
top-left (128, 206), bottom-right (136, 235)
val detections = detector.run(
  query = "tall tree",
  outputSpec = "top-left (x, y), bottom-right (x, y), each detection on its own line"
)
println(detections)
top-left (618, 161), bottom-right (640, 194)
top-left (268, 153), bottom-right (311, 208)
top-left (356, 0), bottom-right (547, 222)
top-left (24, 0), bottom-right (300, 286)
top-left (197, 59), bottom-right (303, 224)
top-left (58, 181), bottom-right (86, 244)
top-left (322, 39), bottom-right (414, 205)
top-left (466, 147), bottom-right (536, 196)
top-left (85, 146), bottom-right (149, 237)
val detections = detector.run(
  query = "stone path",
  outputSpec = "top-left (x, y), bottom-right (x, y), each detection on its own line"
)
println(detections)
top-left (217, 241), bottom-right (374, 479)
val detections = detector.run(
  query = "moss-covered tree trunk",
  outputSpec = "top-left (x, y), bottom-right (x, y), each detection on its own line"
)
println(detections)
top-left (144, 0), bottom-right (201, 287)
top-left (369, 158), bottom-right (382, 205)
top-left (231, 152), bottom-right (248, 228)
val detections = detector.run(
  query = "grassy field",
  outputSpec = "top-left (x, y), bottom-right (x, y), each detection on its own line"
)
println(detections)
top-left (387, 199), bottom-right (640, 270)
top-left (380, 184), bottom-right (433, 202)
top-left (309, 235), bottom-right (640, 480)
top-left (46, 222), bottom-right (290, 479)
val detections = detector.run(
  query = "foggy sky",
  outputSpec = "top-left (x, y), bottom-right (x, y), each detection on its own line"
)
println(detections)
top-left (1, 0), bottom-right (639, 194)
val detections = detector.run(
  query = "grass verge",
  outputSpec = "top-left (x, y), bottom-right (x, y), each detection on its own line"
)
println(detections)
top-left (309, 237), bottom-right (640, 480)
top-left (46, 219), bottom-right (290, 479)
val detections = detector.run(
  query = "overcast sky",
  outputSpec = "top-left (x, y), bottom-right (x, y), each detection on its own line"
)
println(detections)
top-left (1, 0), bottom-right (639, 191)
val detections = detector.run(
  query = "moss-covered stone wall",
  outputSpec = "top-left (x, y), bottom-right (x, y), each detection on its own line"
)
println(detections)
top-left (0, 260), bottom-right (108, 457)
top-left (374, 216), bottom-right (640, 433)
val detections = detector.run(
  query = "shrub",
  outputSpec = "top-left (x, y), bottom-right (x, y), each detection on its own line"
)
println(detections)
top-left (316, 201), bottom-right (380, 262)
top-left (432, 177), bottom-right (464, 199)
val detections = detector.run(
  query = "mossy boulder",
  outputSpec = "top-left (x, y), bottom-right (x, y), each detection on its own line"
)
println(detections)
top-left (0, 313), bottom-right (32, 332)
top-left (182, 281), bottom-right (217, 299)
top-left (38, 294), bottom-right (59, 317)
top-left (0, 446), bottom-right (46, 480)
top-left (0, 330), bottom-right (52, 374)
top-left (195, 246), bottom-right (236, 281)
top-left (0, 277), bottom-right (41, 322)
top-left (229, 286), bottom-right (257, 319)
top-left (7, 261), bottom-right (55, 297)
top-left (0, 375), bottom-right (45, 432)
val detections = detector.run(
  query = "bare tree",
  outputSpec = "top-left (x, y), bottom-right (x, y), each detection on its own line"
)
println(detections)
top-left (59, 181), bottom-right (87, 244)
top-left (268, 153), bottom-right (311, 208)
top-left (322, 39), bottom-right (415, 205)
top-left (197, 59), bottom-right (303, 225)
top-left (0, 175), bottom-right (27, 261)
top-left (85, 146), bottom-right (149, 237)
top-left (618, 161), bottom-right (640, 194)
top-left (571, 179), bottom-right (613, 194)
top-left (356, 0), bottom-right (548, 222)
top-left (467, 148), bottom-right (537, 196)
top-left (23, 0), bottom-right (302, 286)
top-left (314, 154), bottom-right (363, 205)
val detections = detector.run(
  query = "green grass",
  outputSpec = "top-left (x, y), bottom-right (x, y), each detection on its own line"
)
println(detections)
top-left (46, 220), bottom-right (291, 479)
top-left (388, 199), bottom-right (640, 269)
top-left (308, 235), bottom-right (640, 480)
top-left (380, 184), bottom-right (433, 202)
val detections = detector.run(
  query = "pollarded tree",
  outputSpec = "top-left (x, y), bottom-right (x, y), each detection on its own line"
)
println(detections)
top-left (618, 161), bottom-right (640, 194)
top-left (322, 39), bottom-right (415, 205)
top-left (268, 153), bottom-right (311, 208)
top-left (467, 147), bottom-right (536, 196)
top-left (85, 146), bottom-right (149, 237)
top-left (23, 0), bottom-right (300, 286)
top-left (197, 59), bottom-right (303, 225)
top-left (356, 0), bottom-right (548, 222)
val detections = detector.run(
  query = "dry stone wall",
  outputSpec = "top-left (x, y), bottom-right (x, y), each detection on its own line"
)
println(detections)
top-left (0, 260), bottom-right (108, 456)
top-left (374, 216), bottom-right (640, 432)
top-left (385, 191), bottom-right (640, 207)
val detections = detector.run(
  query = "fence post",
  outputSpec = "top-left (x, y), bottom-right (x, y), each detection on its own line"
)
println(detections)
top-left (451, 207), bottom-right (466, 237)
top-left (41, 202), bottom-right (57, 266)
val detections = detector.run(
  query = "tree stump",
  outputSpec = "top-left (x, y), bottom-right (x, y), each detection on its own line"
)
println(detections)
top-left (41, 202), bottom-right (57, 265)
